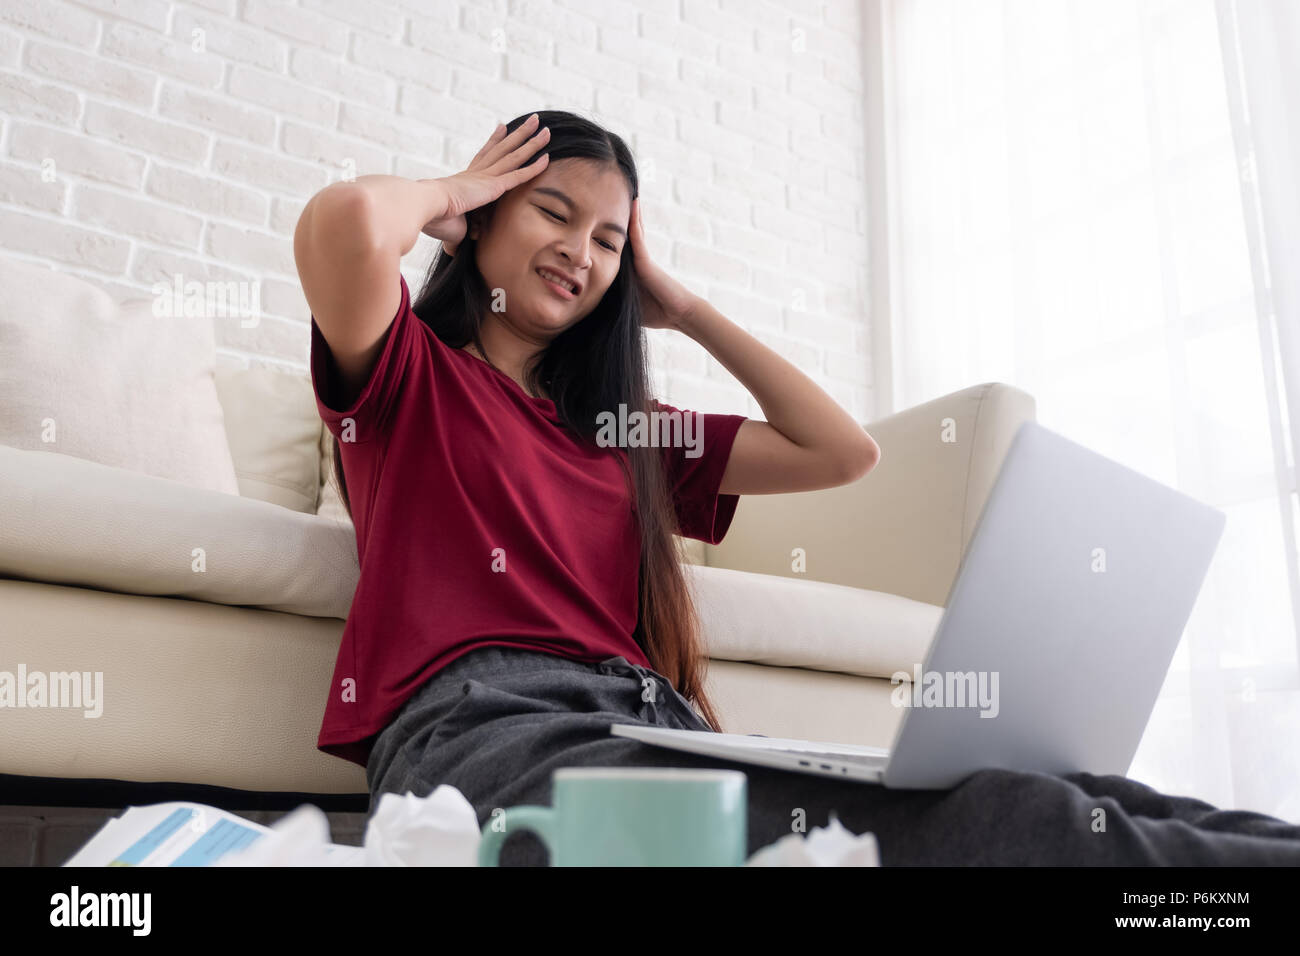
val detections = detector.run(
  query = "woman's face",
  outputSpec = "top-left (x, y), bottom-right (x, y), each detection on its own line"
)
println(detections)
top-left (470, 157), bottom-right (631, 342)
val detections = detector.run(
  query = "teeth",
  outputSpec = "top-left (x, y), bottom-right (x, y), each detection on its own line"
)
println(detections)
top-left (538, 269), bottom-right (575, 293)
top-left (541, 270), bottom-right (572, 291)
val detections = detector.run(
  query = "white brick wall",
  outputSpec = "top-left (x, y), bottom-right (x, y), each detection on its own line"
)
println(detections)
top-left (0, 0), bottom-right (875, 420)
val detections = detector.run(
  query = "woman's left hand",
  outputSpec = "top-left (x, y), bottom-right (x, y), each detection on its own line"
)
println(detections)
top-left (629, 197), bottom-right (701, 330)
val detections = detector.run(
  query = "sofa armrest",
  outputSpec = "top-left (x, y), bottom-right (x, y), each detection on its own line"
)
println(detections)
top-left (0, 445), bottom-right (359, 619)
top-left (707, 382), bottom-right (1035, 607)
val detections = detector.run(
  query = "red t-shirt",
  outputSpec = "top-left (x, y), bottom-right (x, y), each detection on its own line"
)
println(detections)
top-left (308, 273), bottom-right (748, 768)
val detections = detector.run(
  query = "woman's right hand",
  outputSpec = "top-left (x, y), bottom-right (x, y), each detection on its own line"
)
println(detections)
top-left (421, 113), bottom-right (551, 256)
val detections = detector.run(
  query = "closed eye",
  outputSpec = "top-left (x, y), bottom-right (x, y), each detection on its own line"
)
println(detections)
top-left (538, 206), bottom-right (618, 251)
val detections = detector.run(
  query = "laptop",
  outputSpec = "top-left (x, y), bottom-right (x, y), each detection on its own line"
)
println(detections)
top-left (611, 420), bottom-right (1226, 789)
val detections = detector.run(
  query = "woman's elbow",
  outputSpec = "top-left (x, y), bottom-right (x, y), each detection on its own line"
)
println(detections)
top-left (836, 437), bottom-right (881, 484)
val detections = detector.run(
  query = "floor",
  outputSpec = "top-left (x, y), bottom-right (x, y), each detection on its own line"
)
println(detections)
top-left (0, 806), bottom-right (369, 866)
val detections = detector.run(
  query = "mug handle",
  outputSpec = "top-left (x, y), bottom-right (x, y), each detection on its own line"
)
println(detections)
top-left (477, 805), bottom-right (556, 866)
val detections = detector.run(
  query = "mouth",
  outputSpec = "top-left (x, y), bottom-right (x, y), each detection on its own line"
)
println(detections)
top-left (536, 268), bottom-right (579, 300)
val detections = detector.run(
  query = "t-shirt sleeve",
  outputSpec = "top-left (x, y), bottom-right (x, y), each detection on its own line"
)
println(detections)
top-left (652, 399), bottom-right (748, 545)
top-left (309, 273), bottom-right (419, 444)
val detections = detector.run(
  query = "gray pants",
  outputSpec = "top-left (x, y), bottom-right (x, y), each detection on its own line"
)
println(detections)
top-left (365, 646), bottom-right (1300, 866)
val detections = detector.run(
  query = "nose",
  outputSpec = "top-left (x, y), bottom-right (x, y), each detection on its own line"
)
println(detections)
top-left (557, 232), bottom-right (593, 271)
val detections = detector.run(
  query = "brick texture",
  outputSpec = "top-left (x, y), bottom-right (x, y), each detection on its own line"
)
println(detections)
top-left (0, 0), bottom-right (876, 418)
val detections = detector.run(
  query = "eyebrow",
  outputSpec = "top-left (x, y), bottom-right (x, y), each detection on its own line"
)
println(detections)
top-left (532, 187), bottom-right (628, 239)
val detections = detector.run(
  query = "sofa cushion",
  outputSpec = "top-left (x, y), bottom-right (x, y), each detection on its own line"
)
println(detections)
top-left (684, 563), bottom-right (943, 681)
top-left (0, 256), bottom-right (239, 495)
top-left (0, 444), bottom-right (359, 619)
top-left (214, 358), bottom-right (322, 514)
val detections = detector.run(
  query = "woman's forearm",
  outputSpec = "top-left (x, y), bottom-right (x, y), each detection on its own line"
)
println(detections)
top-left (676, 299), bottom-right (879, 462)
top-left (307, 175), bottom-right (450, 258)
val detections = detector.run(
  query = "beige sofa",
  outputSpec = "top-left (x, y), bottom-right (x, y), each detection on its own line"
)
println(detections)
top-left (0, 338), bottom-right (1035, 803)
top-left (0, 247), bottom-right (1036, 808)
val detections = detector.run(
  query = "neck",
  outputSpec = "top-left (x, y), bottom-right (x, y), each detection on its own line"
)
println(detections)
top-left (468, 320), bottom-right (549, 400)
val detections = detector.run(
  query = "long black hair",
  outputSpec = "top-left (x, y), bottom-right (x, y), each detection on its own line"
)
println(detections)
top-left (326, 109), bottom-right (723, 731)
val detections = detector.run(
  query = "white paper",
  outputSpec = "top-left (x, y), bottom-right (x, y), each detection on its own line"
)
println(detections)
top-left (62, 801), bottom-right (362, 867)
top-left (62, 790), bottom-right (879, 866)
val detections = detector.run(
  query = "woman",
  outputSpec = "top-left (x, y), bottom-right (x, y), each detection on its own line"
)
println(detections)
top-left (295, 110), bottom-right (1300, 866)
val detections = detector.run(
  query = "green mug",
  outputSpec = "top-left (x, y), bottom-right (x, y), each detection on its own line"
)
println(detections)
top-left (477, 767), bottom-right (748, 866)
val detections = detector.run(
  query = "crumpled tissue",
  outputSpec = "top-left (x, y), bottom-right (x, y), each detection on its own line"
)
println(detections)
top-left (361, 786), bottom-right (481, 866)
top-left (212, 784), bottom-right (480, 867)
top-left (745, 813), bottom-right (880, 866)
top-left (214, 786), bottom-right (879, 866)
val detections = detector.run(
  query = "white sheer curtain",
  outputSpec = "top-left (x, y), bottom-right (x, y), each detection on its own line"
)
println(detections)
top-left (873, 0), bottom-right (1300, 818)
